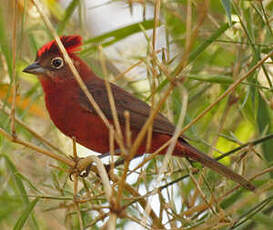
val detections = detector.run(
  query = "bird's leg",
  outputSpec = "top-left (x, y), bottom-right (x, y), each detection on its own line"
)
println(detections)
top-left (67, 153), bottom-right (111, 180)
top-left (98, 152), bottom-right (111, 159)
top-left (104, 158), bottom-right (125, 172)
top-left (79, 149), bottom-right (122, 178)
top-left (78, 151), bottom-right (142, 178)
top-left (69, 155), bottom-right (82, 181)
top-left (79, 152), bottom-right (113, 177)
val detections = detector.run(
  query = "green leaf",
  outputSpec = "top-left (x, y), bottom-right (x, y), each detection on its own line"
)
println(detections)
top-left (13, 198), bottom-right (39, 230)
top-left (187, 75), bottom-right (270, 89)
top-left (0, 6), bottom-right (11, 76)
top-left (253, 213), bottom-right (273, 226)
top-left (2, 155), bottom-right (39, 229)
top-left (257, 93), bottom-right (273, 171)
top-left (188, 22), bottom-right (232, 64)
top-left (57, 0), bottom-right (80, 34)
top-left (3, 155), bottom-right (28, 204)
top-left (188, 75), bottom-right (233, 84)
top-left (82, 20), bottom-right (155, 54)
top-left (221, 0), bottom-right (232, 25)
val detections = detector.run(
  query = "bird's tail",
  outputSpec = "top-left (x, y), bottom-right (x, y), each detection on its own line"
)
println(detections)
top-left (176, 139), bottom-right (255, 191)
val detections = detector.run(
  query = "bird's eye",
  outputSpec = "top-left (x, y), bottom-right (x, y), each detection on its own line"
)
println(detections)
top-left (51, 57), bottom-right (64, 69)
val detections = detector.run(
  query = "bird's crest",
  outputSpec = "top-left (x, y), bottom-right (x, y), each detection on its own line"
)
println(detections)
top-left (37, 35), bottom-right (82, 58)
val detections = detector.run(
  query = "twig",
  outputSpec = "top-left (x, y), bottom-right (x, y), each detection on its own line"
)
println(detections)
top-left (71, 136), bottom-right (83, 229)
top-left (216, 133), bottom-right (273, 161)
top-left (77, 156), bottom-right (112, 203)
top-left (190, 182), bottom-right (273, 230)
top-left (11, 0), bottom-right (18, 136)
top-left (0, 100), bottom-right (66, 155)
top-left (98, 45), bottom-right (126, 156)
top-left (142, 84), bottom-right (188, 225)
top-left (0, 127), bottom-right (74, 167)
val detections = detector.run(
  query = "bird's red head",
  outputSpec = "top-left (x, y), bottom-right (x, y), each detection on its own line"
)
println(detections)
top-left (37, 35), bottom-right (82, 59)
top-left (23, 35), bottom-right (84, 81)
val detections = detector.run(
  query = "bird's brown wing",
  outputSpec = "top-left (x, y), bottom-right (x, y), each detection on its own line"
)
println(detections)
top-left (78, 78), bottom-right (175, 135)
top-left (77, 80), bottom-right (256, 192)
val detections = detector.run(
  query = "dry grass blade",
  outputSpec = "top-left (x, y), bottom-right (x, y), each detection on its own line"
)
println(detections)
top-left (0, 127), bottom-right (74, 166)
top-left (142, 84), bottom-right (188, 225)
top-left (0, 100), bottom-right (65, 155)
top-left (98, 45), bottom-right (126, 156)
top-left (179, 47), bottom-right (273, 137)
top-left (11, 0), bottom-right (18, 135)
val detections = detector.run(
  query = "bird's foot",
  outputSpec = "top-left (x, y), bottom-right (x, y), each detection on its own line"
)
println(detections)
top-left (79, 163), bottom-right (92, 178)
top-left (68, 156), bottom-right (93, 181)
top-left (68, 156), bottom-right (81, 181)
top-left (68, 154), bottom-right (125, 181)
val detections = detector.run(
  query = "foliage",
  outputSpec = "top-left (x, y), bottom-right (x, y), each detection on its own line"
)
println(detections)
top-left (0, 0), bottom-right (272, 229)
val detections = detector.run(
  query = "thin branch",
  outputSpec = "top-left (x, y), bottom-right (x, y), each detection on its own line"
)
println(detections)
top-left (142, 84), bottom-right (188, 225)
top-left (11, 0), bottom-right (18, 135)
top-left (0, 127), bottom-right (74, 166)
top-left (0, 100), bottom-right (66, 155)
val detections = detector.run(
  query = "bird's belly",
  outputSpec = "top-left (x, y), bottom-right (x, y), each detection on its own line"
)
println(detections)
top-left (70, 112), bottom-right (111, 153)
top-left (57, 111), bottom-right (110, 153)
top-left (46, 96), bottom-right (111, 153)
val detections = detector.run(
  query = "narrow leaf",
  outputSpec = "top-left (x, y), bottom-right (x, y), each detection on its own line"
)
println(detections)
top-left (13, 198), bottom-right (39, 230)
top-left (3, 155), bottom-right (28, 204)
top-left (257, 93), bottom-right (273, 176)
top-left (57, 0), bottom-right (80, 34)
top-left (221, 0), bottom-right (232, 25)
top-left (188, 22), bottom-right (232, 63)
top-left (82, 20), bottom-right (155, 54)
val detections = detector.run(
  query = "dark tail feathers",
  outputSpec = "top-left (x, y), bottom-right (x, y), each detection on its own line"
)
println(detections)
top-left (178, 139), bottom-right (255, 191)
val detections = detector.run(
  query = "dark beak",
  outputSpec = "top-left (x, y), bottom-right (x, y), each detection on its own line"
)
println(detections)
top-left (23, 61), bottom-right (46, 75)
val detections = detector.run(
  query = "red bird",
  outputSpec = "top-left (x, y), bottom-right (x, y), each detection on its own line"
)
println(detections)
top-left (23, 35), bottom-right (255, 191)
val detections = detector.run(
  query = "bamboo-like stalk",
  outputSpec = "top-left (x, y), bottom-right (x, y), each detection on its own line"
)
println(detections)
top-left (190, 182), bottom-right (273, 230)
top-left (71, 137), bottom-right (84, 230)
top-left (98, 46), bottom-right (128, 214)
top-left (179, 47), bottom-right (273, 138)
top-left (142, 84), bottom-right (188, 225)
top-left (0, 100), bottom-right (66, 155)
top-left (181, 166), bottom-right (273, 217)
top-left (98, 45), bottom-right (126, 156)
top-left (10, 0), bottom-right (18, 135)
top-left (0, 127), bottom-right (74, 166)
top-left (145, 0), bottom-right (160, 153)
top-left (173, 0), bottom-right (208, 76)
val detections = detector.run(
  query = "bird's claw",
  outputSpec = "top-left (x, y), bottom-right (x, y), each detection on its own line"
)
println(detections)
top-left (69, 156), bottom-right (98, 180)
top-left (68, 156), bottom-right (84, 181)
top-left (79, 163), bottom-right (92, 178)
top-left (68, 155), bottom-right (124, 181)
top-left (68, 165), bottom-right (92, 181)
top-left (69, 171), bottom-right (75, 181)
